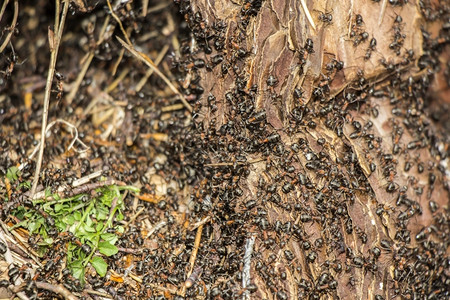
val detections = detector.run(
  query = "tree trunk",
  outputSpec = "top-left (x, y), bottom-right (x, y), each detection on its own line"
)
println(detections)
top-left (177, 0), bottom-right (449, 299)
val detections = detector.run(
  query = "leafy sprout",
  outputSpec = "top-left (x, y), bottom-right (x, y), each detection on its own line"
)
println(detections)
top-left (5, 167), bottom-right (139, 284)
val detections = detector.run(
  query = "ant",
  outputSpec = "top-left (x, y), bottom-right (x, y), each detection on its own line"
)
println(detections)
top-left (53, 71), bottom-right (65, 103)
top-left (318, 12), bottom-right (333, 24)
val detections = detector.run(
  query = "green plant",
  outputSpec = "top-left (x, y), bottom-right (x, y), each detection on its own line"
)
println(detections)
top-left (6, 168), bottom-right (139, 283)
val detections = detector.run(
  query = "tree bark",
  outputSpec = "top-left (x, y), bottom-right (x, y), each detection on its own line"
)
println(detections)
top-left (177, 0), bottom-right (449, 299)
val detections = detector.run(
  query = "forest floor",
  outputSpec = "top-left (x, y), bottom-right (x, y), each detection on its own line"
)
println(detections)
top-left (0, 1), bottom-right (201, 299)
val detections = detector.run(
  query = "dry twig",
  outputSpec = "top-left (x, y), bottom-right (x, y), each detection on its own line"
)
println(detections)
top-left (0, 220), bottom-right (42, 266)
top-left (30, 0), bottom-right (69, 200)
top-left (0, 0), bottom-right (18, 53)
top-left (35, 281), bottom-right (79, 300)
top-left (204, 158), bottom-right (265, 167)
top-left (0, 0), bottom-right (10, 23)
top-left (181, 223), bottom-right (204, 295)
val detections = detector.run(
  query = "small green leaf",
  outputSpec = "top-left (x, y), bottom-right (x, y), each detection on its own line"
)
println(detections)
top-left (85, 215), bottom-right (93, 227)
top-left (83, 223), bottom-right (96, 233)
top-left (91, 256), bottom-right (108, 277)
top-left (6, 167), bottom-right (18, 182)
top-left (73, 211), bottom-right (82, 221)
top-left (98, 241), bottom-right (118, 256)
top-left (63, 215), bottom-right (75, 225)
top-left (96, 205), bottom-right (108, 220)
top-left (18, 181), bottom-right (31, 189)
top-left (100, 233), bottom-right (118, 243)
top-left (54, 203), bottom-right (64, 213)
top-left (70, 259), bottom-right (85, 282)
top-left (28, 221), bottom-right (40, 234)
top-left (96, 222), bottom-right (104, 232)
top-left (115, 211), bottom-right (124, 221)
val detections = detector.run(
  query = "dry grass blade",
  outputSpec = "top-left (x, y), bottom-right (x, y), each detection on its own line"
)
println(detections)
top-left (300, 0), bottom-right (316, 31)
top-left (378, 0), bottom-right (388, 26)
top-left (107, 0), bottom-right (132, 45)
top-left (135, 44), bottom-right (170, 92)
top-left (117, 36), bottom-right (193, 112)
top-left (141, 0), bottom-right (149, 17)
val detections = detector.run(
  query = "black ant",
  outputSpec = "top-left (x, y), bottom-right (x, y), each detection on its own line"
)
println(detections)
top-left (54, 71), bottom-right (65, 103)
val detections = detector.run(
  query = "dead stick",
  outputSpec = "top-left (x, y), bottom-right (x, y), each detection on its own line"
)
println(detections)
top-left (189, 223), bottom-right (204, 273)
top-left (35, 281), bottom-right (79, 300)
top-left (0, 0), bottom-right (10, 23)
top-left (182, 223), bottom-right (204, 295)
top-left (30, 0), bottom-right (69, 200)
top-left (0, 0), bottom-right (18, 53)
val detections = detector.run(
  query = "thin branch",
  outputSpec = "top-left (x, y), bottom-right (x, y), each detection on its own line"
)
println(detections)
top-left (122, 206), bottom-right (145, 229)
top-left (35, 281), bottom-right (79, 300)
top-left (19, 119), bottom-right (89, 172)
top-left (188, 216), bottom-right (211, 231)
top-left (0, 0), bottom-right (10, 26)
top-left (105, 67), bottom-right (129, 92)
top-left (144, 220), bottom-right (167, 238)
top-left (0, 0), bottom-right (18, 53)
top-left (84, 289), bottom-right (113, 298)
top-left (182, 223), bottom-right (204, 295)
top-left (30, 0), bottom-right (69, 200)
top-left (146, 2), bottom-right (170, 14)
top-left (117, 37), bottom-right (193, 112)
top-left (141, 0), bottom-right (149, 17)
top-left (0, 220), bottom-right (42, 266)
top-left (161, 103), bottom-right (185, 112)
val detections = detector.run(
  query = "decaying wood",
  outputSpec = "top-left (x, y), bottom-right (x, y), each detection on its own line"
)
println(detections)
top-left (179, 0), bottom-right (449, 298)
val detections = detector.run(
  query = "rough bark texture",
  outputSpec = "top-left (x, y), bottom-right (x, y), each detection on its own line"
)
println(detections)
top-left (176, 0), bottom-right (449, 299)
